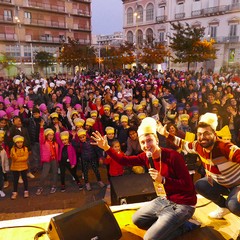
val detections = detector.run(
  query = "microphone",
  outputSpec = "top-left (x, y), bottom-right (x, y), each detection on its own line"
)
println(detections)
top-left (146, 151), bottom-right (155, 169)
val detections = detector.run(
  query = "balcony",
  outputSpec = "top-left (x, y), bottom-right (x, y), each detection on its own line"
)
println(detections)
top-left (72, 9), bottom-right (91, 17)
top-left (191, 9), bottom-right (203, 17)
top-left (229, 2), bottom-right (240, 11)
top-left (223, 36), bottom-right (239, 43)
top-left (203, 5), bottom-right (229, 16)
top-left (25, 35), bottom-right (63, 43)
top-left (73, 24), bottom-right (91, 31)
top-left (26, 1), bottom-right (66, 13)
top-left (0, 33), bottom-right (16, 40)
top-left (0, 0), bottom-right (14, 4)
top-left (156, 15), bottom-right (167, 23)
top-left (175, 13), bottom-right (185, 19)
top-left (0, 15), bottom-right (13, 22)
top-left (24, 18), bottom-right (66, 28)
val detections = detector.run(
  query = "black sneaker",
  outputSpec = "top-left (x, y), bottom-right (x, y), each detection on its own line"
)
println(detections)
top-left (61, 185), bottom-right (66, 192)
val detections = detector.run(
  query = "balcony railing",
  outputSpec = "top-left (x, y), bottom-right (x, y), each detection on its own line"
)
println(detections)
top-left (203, 5), bottom-right (229, 15)
top-left (229, 2), bottom-right (240, 11)
top-left (205, 36), bottom-right (240, 43)
top-left (0, 0), bottom-right (13, 3)
top-left (0, 15), bottom-right (13, 22)
top-left (156, 15), bottom-right (167, 23)
top-left (191, 9), bottom-right (203, 17)
top-left (0, 33), bottom-right (16, 40)
top-left (27, 1), bottom-right (65, 13)
top-left (72, 9), bottom-right (91, 17)
top-left (73, 24), bottom-right (91, 31)
top-left (175, 13), bottom-right (185, 19)
top-left (25, 18), bottom-right (66, 28)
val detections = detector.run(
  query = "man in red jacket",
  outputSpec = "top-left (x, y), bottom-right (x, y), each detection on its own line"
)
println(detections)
top-left (92, 117), bottom-right (199, 240)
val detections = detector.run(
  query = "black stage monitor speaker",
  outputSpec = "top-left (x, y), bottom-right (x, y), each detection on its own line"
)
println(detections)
top-left (110, 173), bottom-right (157, 205)
top-left (47, 200), bottom-right (122, 240)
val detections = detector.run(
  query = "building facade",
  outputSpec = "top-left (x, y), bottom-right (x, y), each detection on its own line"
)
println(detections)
top-left (0, 0), bottom-right (91, 77)
top-left (122, 0), bottom-right (240, 72)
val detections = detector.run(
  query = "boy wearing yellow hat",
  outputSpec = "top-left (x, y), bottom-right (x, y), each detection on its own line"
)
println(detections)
top-left (117, 115), bottom-right (130, 152)
top-left (72, 128), bottom-right (105, 191)
top-left (10, 135), bottom-right (29, 199)
top-left (90, 111), bottom-right (104, 136)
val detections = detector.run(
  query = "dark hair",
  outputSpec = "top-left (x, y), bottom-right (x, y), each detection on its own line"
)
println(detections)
top-left (32, 107), bottom-right (40, 114)
top-left (128, 126), bottom-right (138, 136)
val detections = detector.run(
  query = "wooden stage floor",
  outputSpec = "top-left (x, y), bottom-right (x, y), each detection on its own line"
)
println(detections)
top-left (0, 195), bottom-right (239, 240)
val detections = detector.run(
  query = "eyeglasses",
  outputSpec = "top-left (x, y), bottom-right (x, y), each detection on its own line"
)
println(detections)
top-left (196, 131), bottom-right (214, 138)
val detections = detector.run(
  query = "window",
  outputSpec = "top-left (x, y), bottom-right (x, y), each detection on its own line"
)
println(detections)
top-left (159, 32), bottom-right (165, 43)
top-left (146, 28), bottom-right (154, 43)
top-left (146, 3), bottom-right (154, 21)
top-left (6, 45), bottom-right (20, 57)
top-left (136, 5), bottom-right (143, 23)
top-left (24, 46), bottom-right (31, 57)
top-left (127, 8), bottom-right (133, 24)
top-left (4, 10), bottom-right (12, 21)
top-left (24, 12), bottom-right (31, 19)
top-left (230, 24), bottom-right (237, 36)
top-left (126, 31), bottom-right (133, 43)
top-left (210, 26), bottom-right (217, 38)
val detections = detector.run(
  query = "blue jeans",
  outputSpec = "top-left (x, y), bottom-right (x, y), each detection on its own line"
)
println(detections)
top-left (132, 197), bottom-right (195, 240)
top-left (195, 177), bottom-right (240, 217)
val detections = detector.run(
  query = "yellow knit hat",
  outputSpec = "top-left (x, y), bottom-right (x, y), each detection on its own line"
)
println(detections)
top-left (135, 104), bottom-right (143, 112)
top-left (103, 104), bottom-right (111, 111)
top-left (71, 110), bottom-right (79, 118)
top-left (86, 118), bottom-right (95, 126)
top-left (116, 102), bottom-right (124, 109)
top-left (73, 118), bottom-right (85, 127)
top-left (124, 104), bottom-right (133, 111)
top-left (44, 128), bottom-right (54, 136)
top-left (60, 131), bottom-right (69, 140)
top-left (152, 98), bottom-right (159, 105)
top-left (137, 117), bottom-right (157, 137)
top-left (179, 113), bottom-right (190, 121)
top-left (120, 115), bottom-right (128, 123)
top-left (113, 113), bottom-right (119, 121)
top-left (50, 112), bottom-right (58, 119)
top-left (0, 130), bottom-right (5, 138)
top-left (90, 110), bottom-right (98, 117)
top-left (13, 135), bottom-right (24, 143)
top-left (105, 126), bottom-right (115, 134)
top-left (138, 113), bottom-right (146, 120)
top-left (77, 129), bottom-right (87, 137)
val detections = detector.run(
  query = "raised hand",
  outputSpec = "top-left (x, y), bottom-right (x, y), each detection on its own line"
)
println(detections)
top-left (91, 131), bottom-right (110, 151)
top-left (156, 121), bottom-right (168, 137)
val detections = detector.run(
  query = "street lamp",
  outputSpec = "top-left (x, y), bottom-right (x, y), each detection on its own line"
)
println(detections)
top-left (14, 16), bottom-right (23, 71)
top-left (134, 12), bottom-right (140, 69)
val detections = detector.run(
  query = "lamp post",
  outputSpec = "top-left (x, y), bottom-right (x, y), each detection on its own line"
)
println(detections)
top-left (134, 12), bottom-right (140, 69)
top-left (165, 32), bottom-right (171, 70)
top-left (14, 16), bottom-right (23, 71)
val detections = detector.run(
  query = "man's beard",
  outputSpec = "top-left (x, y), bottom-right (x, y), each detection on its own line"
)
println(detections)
top-left (199, 139), bottom-right (215, 148)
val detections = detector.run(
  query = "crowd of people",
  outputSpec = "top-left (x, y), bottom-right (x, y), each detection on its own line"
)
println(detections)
top-left (0, 68), bottom-right (240, 238)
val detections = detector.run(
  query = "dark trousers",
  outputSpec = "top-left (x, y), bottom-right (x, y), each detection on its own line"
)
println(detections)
top-left (59, 160), bottom-right (80, 186)
top-left (12, 170), bottom-right (28, 192)
top-left (82, 157), bottom-right (101, 183)
top-left (0, 167), bottom-right (3, 190)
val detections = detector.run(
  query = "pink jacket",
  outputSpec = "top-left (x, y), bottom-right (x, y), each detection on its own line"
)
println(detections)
top-left (39, 128), bottom-right (59, 163)
top-left (55, 132), bottom-right (77, 166)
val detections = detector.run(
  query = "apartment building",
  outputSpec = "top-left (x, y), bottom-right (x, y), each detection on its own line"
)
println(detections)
top-left (122, 0), bottom-right (240, 72)
top-left (0, 0), bottom-right (91, 77)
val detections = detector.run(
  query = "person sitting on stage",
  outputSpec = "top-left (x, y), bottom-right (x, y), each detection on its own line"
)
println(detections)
top-left (91, 117), bottom-right (199, 240)
top-left (157, 112), bottom-right (240, 219)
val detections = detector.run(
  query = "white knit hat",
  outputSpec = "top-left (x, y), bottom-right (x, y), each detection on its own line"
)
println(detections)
top-left (199, 113), bottom-right (218, 131)
top-left (137, 117), bottom-right (157, 137)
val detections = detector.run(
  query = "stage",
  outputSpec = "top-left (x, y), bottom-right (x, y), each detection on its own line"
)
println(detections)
top-left (0, 195), bottom-right (239, 240)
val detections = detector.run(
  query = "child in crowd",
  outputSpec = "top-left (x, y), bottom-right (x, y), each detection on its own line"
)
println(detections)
top-left (102, 140), bottom-right (124, 177)
top-left (55, 128), bottom-right (83, 192)
top-left (74, 129), bottom-right (104, 191)
top-left (0, 132), bottom-right (9, 197)
top-left (36, 120), bottom-right (59, 195)
top-left (10, 135), bottom-right (29, 199)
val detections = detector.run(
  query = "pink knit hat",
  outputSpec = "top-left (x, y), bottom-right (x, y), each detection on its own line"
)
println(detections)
top-left (0, 96), bottom-right (3, 103)
top-left (4, 98), bottom-right (11, 106)
top-left (5, 106), bottom-right (14, 118)
top-left (56, 103), bottom-right (63, 110)
top-left (64, 96), bottom-right (71, 104)
top-left (17, 97), bottom-right (25, 106)
top-left (27, 100), bottom-right (34, 108)
top-left (74, 104), bottom-right (82, 110)
top-left (13, 109), bottom-right (20, 117)
top-left (0, 110), bottom-right (7, 119)
top-left (39, 103), bottom-right (47, 112)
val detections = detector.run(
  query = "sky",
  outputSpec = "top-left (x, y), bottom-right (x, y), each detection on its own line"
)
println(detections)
top-left (91, 0), bottom-right (123, 35)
